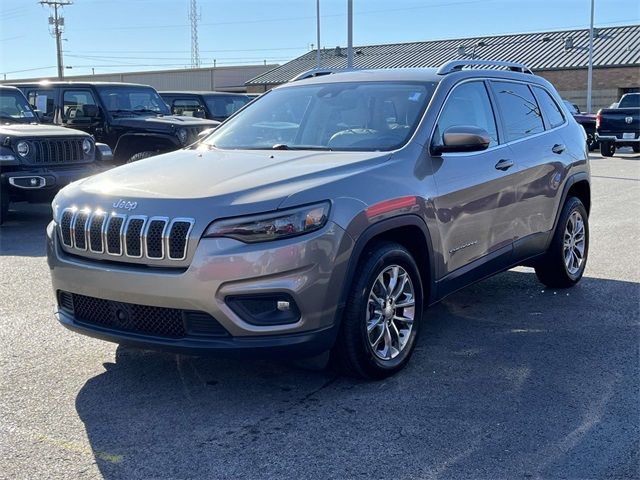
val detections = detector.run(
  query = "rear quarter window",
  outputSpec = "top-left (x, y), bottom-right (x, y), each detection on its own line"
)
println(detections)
top-left (533, 86), bottom-right (565, 129)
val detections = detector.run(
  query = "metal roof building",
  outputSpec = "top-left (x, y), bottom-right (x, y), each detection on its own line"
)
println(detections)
top-left (246, 24), bottom-right (640, 111)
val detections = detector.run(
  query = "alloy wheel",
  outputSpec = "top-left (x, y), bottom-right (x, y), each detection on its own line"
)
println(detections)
top-left (563, 211), bottom-right (586, 275)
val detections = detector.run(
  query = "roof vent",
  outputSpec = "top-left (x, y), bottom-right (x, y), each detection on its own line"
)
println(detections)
top-left (457, 45), bottom-right (466, 56)
top-left (335, 46), bottom-right (342, 56)
top-left (564, 37), bottom-right (574, 50)
top-left (542, 36), bottom-right (551, 42)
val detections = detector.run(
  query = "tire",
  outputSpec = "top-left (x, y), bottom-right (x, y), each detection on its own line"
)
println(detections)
top-left (633, 144), bottom-right (640, 154)
top-left (586, 132), bottom-right (597, 152)
top-left (127, 151), bottom-right (156, 163)
top-left (600, 141), bottom-right (615, 157)
top-left (0, 186), bottom-right (9, 226)
top-left (535, 197), bottom-right (589, 288)
top-left (331, 242), bottom-right (424, 379)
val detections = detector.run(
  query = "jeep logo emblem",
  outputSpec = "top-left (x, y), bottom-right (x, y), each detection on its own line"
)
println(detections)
top-left (112, 199), bottom-right (138, 211)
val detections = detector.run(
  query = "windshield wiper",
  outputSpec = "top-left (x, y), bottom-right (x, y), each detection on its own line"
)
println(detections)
top-left (271, 144), bottom-right (332, 151)
top-left (132, 108), bottom-right (160, 114)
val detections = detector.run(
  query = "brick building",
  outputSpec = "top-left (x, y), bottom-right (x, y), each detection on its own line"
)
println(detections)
top-left (246, 24), bottom-right (639, 112)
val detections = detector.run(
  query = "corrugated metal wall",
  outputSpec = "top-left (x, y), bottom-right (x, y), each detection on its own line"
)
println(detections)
top-left (2, 65), bottom-right (277, 92)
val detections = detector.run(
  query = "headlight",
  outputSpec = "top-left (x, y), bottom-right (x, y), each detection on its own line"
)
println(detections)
top-left (177, 128), bottom-right (188, 145)
top-left (16, 141), bottom-right (29, 157)
top-left (82, 138), bottom-right (93, 154)
top-left (203, 202), bottom-right (330, 243)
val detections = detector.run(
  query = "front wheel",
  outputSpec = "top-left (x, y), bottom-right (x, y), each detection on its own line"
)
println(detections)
top-left (600, 141), bottom-right (615, 157)
top-left (127, 151), bottom-right (157, 163)
top-left (331, 242), bottom-right (424, 379)
top-left (535, 197), bottom-right (589, 288)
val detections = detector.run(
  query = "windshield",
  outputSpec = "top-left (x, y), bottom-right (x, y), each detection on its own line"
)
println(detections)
top-left (96, 86), bottom-right (170, 116)
top-left (0, 89), bottom-right (37, 124)
top-left (204, 94), bottom-right (251, 120)
top-left (203, 81), bottom-right (436, 151)
top-left (619, 94), bottom-right (640, 108)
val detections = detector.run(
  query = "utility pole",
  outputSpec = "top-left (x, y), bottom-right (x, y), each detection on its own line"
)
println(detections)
top-left (586, 0), bottom-right (595, 113)
top-left (40, 0), bottom-right (72, 80)
top-left (189, 0), bottom-right (201, 68)
top-left (346, 0), bottom-right (353, 68)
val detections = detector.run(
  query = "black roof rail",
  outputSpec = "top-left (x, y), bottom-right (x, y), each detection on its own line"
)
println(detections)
top-left (289, 68), bottom-right (358, 82)
top-left (436, 60), bottom-right (533, 75)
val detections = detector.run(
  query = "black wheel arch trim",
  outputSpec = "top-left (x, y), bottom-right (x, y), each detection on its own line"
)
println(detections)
top-left (332, 214), bottom-right (437, 332)
top-left (550, 171), bottom-right (590, 236)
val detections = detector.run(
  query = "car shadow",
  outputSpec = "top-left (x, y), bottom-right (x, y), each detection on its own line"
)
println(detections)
top-left (75, 270), bottom-right (639, 479)
top-left (0, 202), bottom-right (51, 257)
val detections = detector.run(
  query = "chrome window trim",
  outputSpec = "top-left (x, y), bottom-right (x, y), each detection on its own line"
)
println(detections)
top-left (144, 216), bottom-right (170, 260)
top-left (104, 213), bottom-right (126, 256)
top-left (430, 77), bottom-right (569, 157)
top-left (123, 215), bottom-right (148, 258)
top-left (88, 211), bottom-right (106, 254)
top-left (166, 218), bottom-right (195, 261)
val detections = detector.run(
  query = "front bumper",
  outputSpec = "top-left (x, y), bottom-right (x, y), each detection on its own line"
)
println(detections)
top-left (47, 220), bottom-right (353, 356)
top-left (1, 163), bottom-right (110, 194)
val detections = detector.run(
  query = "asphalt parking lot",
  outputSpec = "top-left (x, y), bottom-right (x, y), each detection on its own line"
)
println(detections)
top-left (1, 150), bottom-right (638, 480)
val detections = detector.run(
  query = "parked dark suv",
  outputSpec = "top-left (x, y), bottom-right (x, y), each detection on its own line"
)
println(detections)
top-left (10, 82), bottom-right (219, 163)
top-left (0, 86), bottom-right (112, 225)
top-left (159, 91), bottom-right (252, 122)
top-left (47, 61), bottom-right (590, 378)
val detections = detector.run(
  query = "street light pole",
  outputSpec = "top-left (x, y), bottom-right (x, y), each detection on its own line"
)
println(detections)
top-left (587, 0), bottom-right (595, 113)
top-left (316, 0), bottom-right (321, 68)
top-left (347, 0), bottom-right (353, 68)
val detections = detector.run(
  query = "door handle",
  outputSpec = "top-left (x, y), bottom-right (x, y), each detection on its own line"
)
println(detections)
top-left (495, 159), bottom-right (514, 171)
top-left (552, 144), bottom-right (566, 154)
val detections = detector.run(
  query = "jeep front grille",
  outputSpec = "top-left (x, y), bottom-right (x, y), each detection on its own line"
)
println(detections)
top-left (58, 208), bottom-right (194, 262)
top-left (28, 138), bottom-right (86, 165)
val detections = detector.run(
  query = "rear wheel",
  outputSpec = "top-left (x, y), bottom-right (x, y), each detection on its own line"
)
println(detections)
top-left (586, 132), bottom-right (598, 151)
top-left (535, 197), bottom-right (589, 288)
top-left (0, 186), bottom-right (9, 226)
top-left (127, 151), bottom-right (157, 163)
top-left (331, 242), bottom-right (423, 379)
top-left (600, 141), bottom-right (615, 157)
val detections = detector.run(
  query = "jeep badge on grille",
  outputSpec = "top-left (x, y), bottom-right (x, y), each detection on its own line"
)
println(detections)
top-left (113, 199), bottom-right (138, 211)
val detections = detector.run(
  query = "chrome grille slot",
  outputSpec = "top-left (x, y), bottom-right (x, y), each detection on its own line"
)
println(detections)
top-left (145, 218), bottom-right (168, 259)
top-left (125, 217), bottom-right (146, 258)
top-left (88, 214), bottom-right (106, 253)
top-left (73, 212), bottom-right (90, 250)
top-left (57, 208), bottom-right (194, 264)
top-left (105, 215), bottom-right (125, 255)
top-left (59, 210), bottom-right (74, 247)
top-left (167, 219), bottom-right (194, 260)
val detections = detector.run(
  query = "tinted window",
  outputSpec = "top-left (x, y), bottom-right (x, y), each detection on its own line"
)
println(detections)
top-left (203, 95), bottom-right (251, 120)
top-left (619, 94), bottom-right (640, 108)
top-left (63, 90), bottom-right (99, 120)
top-left (534, 87), bottom-right (565, 129)
top-left (0, 89), bottom-right (36, 124)
top-left (96, 86), bottom-right (170, 115)
top-left (205, 82), bottom-right (436, 151)
top-left (491, 81), bottom-right (544, 142)
top-left (172, 98), bottom-right (205, 117)
top-left (435, 81), bottom-right (498, 147)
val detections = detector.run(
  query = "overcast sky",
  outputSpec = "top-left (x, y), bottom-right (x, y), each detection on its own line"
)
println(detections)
top-left (1, 0), bottom-right (638, 80)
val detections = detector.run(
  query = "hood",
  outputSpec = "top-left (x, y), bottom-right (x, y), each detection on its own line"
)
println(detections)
top-left (0, 123), bottom-right (90, 137)
top-left (58, 146), bottom-right (390, 211)
top-left (111, 114), bottom-right (219, 130)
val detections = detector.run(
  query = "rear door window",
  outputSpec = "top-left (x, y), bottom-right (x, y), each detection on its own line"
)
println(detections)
top-left (435, 80), bottom-right (499, 147)
top-left (533, 86), bottom-right (565, 129)
top-left (490, 81), bottom-right (544, 142)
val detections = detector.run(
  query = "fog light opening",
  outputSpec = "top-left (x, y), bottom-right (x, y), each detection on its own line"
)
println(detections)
top-left (226, 294), bottom-right (301, 326)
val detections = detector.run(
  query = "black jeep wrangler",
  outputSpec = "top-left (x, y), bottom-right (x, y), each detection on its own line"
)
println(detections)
top-left (10, 82), bottom-right (219, 164)
top-left (0, 85), bottom-right (112, 225)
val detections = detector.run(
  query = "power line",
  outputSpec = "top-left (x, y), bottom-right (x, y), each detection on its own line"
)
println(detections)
top-left (39, 0), bottom-right (73, 79)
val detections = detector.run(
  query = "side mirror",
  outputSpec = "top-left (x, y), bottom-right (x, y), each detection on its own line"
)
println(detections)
top-left (433, 125), bottom-right (491, 154)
